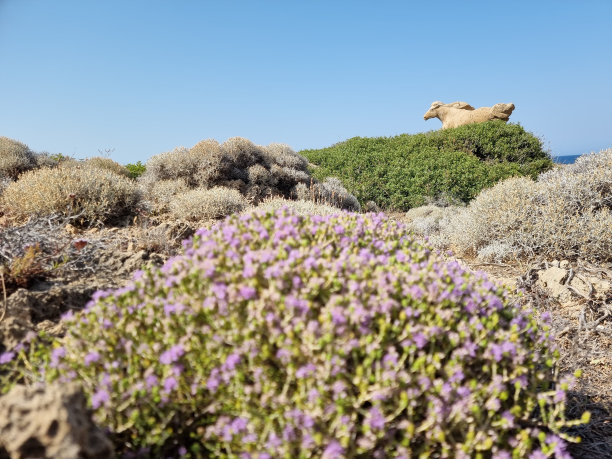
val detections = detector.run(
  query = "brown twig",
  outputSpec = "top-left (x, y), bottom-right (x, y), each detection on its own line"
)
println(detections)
top-left (0, 269), bottom-right (6, 324)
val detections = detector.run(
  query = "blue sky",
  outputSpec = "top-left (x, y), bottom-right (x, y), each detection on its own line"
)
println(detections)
top-left (1, 1), bottom-right (610, 163)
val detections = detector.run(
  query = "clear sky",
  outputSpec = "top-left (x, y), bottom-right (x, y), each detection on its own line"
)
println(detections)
top-left (1, 1), bottom-right (610, 163)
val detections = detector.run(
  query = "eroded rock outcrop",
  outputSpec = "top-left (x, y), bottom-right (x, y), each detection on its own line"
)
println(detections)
top-left (0, 382), bottom-right (114, 459)
top-left (424, 100), bottom-right (515, 129)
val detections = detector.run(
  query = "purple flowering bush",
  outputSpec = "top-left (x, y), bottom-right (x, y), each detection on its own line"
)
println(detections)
top-left (2, 209), bottom-right (585, 456)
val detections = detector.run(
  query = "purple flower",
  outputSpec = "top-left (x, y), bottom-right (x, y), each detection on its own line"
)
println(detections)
top-left (322, 440), bottom-right (345, 458)
top-left (449, 369), bottom-right (464, 383)
top-left (296, 363), bottom-right (316, 378)
top-left (84, 351), bottom-right (101, 366)
top-left (50, 347), bottom-right (66, 367)
top-left (383, 351), bottom-right (398, 368)
top-left (160, 344), bottom-right (185, 365)
top-left (0, 351), bottom-right (15, 365)
top-left (91, 389), bottom-right (109, 409)
top-left (276, 348), bottom-right (291, 363)
top-left (368, 407), bottom-right (385, 430)
top-left (413, 333), bottom-right (427, 349)
top-left (145, 374), bottom-right (158, 389)
top-left (308, 388), bottom-right (319, 403)
top-left (239, 286), bottom-right (257, 300)
top-left (207, 373), bottom-right (220, 392)
top-left (265, 432), bottom-right (281, 449)
top-left (231, 417), bottom-right (248, 432)
top-left (212, 282), bottom-right (227, 299)
top-left (163, 376), bottom-right (178, 393)
top-left (332, 380), bottom-right (346, 395)
top-left (331, 307), bottom-right (346, 325)
top-left (223, 353), bottom-right (241, 371)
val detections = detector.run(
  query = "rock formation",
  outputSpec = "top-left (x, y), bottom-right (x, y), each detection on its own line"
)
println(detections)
top-left (0, 383), bottom-right (114, 459)
top-left (424, 101), bottom-right (515, 129)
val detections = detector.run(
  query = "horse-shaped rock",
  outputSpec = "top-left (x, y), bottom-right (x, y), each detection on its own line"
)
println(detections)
top-left (424, 101), bottom-right (515, 129)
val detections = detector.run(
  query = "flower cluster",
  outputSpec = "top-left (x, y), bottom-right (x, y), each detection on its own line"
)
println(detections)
top-left (8, 208), bottom-right (582, 457)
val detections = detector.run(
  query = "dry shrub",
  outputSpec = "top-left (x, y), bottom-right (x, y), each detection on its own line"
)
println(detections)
top-left (146, 179), bottom-right (189, 214)
top-left (438, 148), bottom-right (612, 262)
top-left (169, 186), bottom-right (248, 221)
top-left (140, 137), bottom-right (359, 212)
top-left (405, 205), bottom-right (463, 237)
top-left (262, 143), bottom-right (309, 171)
top-left (1, 166), bottom-right (142, 225)
top-left (249, 197), bottom-right (342, 216)
top-left (82, 157), bottom-right (131, 177)
top-left (0, 136), bottom-right (37, 180)
top-left (294, 177), bottom-right (361, 212)
top-left (0, 177), bottom-right (10, 198)
top-left (141, 146), bottom-right (208, 188)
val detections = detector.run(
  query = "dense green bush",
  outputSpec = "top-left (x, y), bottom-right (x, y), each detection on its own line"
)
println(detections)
top-left (301, 121), bottom-right (553, 210)
top-left (125, 160), bottom-right (146, 179)
top-left (1, 209), bottom-right (583, 457)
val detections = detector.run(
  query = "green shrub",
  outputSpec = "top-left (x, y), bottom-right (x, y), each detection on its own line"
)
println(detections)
top-left (1, 165), bottom-right (142, 225)
top-left (425, 120), bottom-right (550, 165)
top-left (300, 122), bottom-right (553, 211)
top-left (125, 161), bottom-right (146, 179)
top-left (0, 136), bottom-right (37, 180)
top-left (1, 209), bottom-right (584, 457)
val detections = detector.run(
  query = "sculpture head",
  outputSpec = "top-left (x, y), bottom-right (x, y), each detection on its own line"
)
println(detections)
top-left (423, 101), bottom-right (444, 120)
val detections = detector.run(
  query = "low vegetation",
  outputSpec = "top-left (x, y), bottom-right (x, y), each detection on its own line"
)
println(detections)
top-left (1, 131), bottom-right (609, 457)
top-left (301, 121), bottom-right (553, 210)
top-left (407, 148), bottom-right (612, 263)
top-left (1, 164), bottom-right (142, 225)
top-left (1, 209), bottom-right (583, 457)
top-left (169, 186), bottom-right (248, 221)
top-left (0, 136), bottom-right (37, 181)
top-left (138, 137), bottom-right (360, 220)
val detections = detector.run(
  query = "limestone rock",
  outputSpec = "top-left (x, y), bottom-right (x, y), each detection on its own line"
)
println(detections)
top-left (0, 383), bottom-right (114, 459)
top-left (535, 264), bottom-right (612, 302)
top-left (424, 101), bottom-right (515, 129)
top-left (536, 266), bottom-right (571, 302)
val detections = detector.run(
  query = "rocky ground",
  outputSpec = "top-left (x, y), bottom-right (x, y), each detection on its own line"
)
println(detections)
top-left (0, 212), bottom-right (610, 457)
